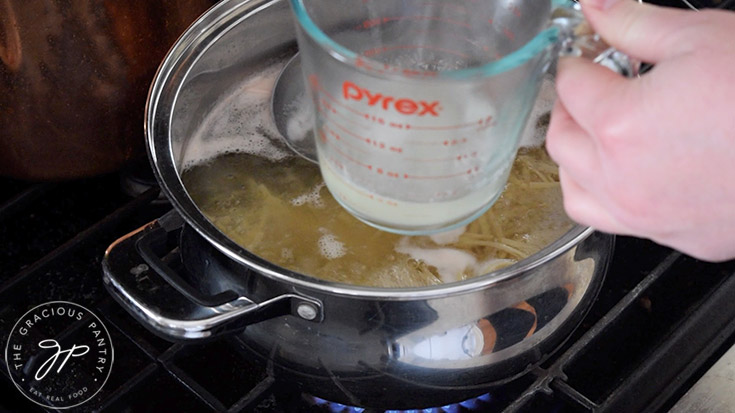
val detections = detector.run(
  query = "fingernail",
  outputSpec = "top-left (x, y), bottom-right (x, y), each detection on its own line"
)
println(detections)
top-left (581, 0), bottom-right (620, 11)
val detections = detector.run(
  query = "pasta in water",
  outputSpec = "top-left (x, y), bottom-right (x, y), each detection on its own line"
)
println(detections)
top-left (182, 146), bottom-right (572, 288)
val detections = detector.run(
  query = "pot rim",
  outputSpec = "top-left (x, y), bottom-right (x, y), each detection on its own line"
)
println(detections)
top-left (145, 0), bottom-right (596, 300)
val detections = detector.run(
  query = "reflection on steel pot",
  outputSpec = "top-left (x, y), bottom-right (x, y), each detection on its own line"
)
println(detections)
top-left (0, 0), bottom-right (215, 180)
top-left (102, 0), bottom-right (614, 409)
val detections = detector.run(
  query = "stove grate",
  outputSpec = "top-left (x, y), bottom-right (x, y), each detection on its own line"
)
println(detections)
top-left (2, 144), bottom-right (735, 413)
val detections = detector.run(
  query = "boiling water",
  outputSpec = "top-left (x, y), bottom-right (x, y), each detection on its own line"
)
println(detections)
top-left (182, 146), bottom-right (572, 288)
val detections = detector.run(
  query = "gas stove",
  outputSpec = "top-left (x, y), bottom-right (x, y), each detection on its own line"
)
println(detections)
top-left (3, 0), bottom-right (735, 412)
top-left (2, 174), bottom-right (735, 413)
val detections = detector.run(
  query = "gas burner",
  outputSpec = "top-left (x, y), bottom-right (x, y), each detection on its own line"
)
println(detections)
top-left (306, 394), bottom-right (495, 413)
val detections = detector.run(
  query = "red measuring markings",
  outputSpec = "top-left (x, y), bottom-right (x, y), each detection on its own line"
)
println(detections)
top-left (477, 115), bottom-right (496, 130)
top-left (404, 136), bottom-right (467, 146)
top-left (328, 119), bottom-right (404, 153)
top-left (410, 115), bottom-right (494, 131)
top-left (329, 139), bottom-right (482, 181)
top-left (310, 75), bottom-right (496, 134)
top-left (331, 141), bottom-right (373, 170)
top-left (404, 166), bottom-right (481, 180)
top-left (316, 98), bottom-right (381, 130)
top-left (319, 98), bottom-right (337, 115)
top-left (331, 143), bottom-right (401, 178)
top-left (311, 75), bottom-right (389, 123)
top-left (363, 113), bottom-right (387, 125)
top-left (434, 188), bottom-right (460, 199)
top-left (503, 27), bottom-right (515, 41)
top-left (322, 97), bottom-right (491, 149)
top-left (388, 122), bottom-right (411, 130)
top-left (403, 151), bottom-right (478, 163)
top-left (322, 125), bottom-right (372, 155)
top-left (444, 138), bottom-right (468, 146)
top-left (328, 155), bottom-right (345, 171)
top-left (343, 81), bottom-right (441, 117)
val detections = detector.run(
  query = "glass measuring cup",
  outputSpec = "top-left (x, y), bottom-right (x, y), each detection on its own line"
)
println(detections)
top-left (289, 0), bottom-right (637, 235)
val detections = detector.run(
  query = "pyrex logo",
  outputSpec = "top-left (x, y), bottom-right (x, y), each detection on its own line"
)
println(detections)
top-left (342, 81), bottom-right (441, 117)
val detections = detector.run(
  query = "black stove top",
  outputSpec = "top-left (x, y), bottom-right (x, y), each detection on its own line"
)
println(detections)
top-left (2, 167), bottom-right (735, 413)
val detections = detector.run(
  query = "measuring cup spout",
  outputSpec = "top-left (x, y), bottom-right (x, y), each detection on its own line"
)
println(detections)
top-left (551, 1), bottom-right (640, 77)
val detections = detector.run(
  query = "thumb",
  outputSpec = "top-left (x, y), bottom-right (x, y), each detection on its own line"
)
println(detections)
top-left (579, 0), bottom-right (701, 63)
top-left (554, 56), bottom-right (640, 141)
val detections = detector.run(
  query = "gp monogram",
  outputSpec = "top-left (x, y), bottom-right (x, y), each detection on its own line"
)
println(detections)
top-left (5, 301), bottom-right (114, 409)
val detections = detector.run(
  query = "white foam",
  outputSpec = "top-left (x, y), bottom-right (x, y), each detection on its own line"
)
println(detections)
top-left (395, 238), bottom-right (477, 283)
top-left (429, 225), bottom-right (467, 245)
top-left (181, 62), bottom-right (291, 170)
top-left (281, 248), bottom-right (294, 261)
top-left (284, 92), bottom-right (314, 143)
top-left (290, 182), bottom-right (326, 208)
top-left (317, 228), bottom-right (346, 259)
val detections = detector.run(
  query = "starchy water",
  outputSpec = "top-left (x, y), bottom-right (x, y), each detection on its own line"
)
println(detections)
top-left (182, 146), bottom-right (572, 287)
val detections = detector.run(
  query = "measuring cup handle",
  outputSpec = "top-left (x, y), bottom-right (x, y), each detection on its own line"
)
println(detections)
top-left (551, 1), bottom-right (640, 77)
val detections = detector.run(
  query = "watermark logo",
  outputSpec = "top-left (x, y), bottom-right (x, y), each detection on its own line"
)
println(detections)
top-left (5, 301), bottom-right (114, 409)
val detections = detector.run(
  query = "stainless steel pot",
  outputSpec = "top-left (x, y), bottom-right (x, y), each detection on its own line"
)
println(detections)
top-left (102, 0), bottom-right (614, 408)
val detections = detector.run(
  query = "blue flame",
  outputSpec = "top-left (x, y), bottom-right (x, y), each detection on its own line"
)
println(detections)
top-left (312, 396), bottom-right (366, 412)
top-left (310, 393), bottom-right (493, 412)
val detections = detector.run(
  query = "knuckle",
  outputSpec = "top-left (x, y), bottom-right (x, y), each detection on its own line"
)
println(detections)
top-left (669, 238), bottom-right (722, 262)
top-left (592, 115), bottom-right (626, 150)
top-left (590, 107), bottom-right (641, 158)
top-left (562, 197), bottom-right (591, 228)
top-left (561, 195), bottom-right (580, 219)
top-left (606, 186), bottom-right (656, 232)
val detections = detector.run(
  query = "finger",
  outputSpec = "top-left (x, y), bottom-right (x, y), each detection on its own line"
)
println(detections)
top-left (555, 57), bottom-right (640, 138)
top-left (580, 0), bottom-right (703, 63)
top-left (545, 101), bottom-right (602, 190)
top-left (558, 168), bottom-right (632, 235)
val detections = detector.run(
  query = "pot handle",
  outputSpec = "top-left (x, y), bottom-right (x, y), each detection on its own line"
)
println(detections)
top-left (551, 0), bottom-right (639, 77)
top-left (102, 210), bottom-right (323, 340)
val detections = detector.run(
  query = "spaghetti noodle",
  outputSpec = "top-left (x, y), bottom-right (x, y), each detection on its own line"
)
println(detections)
top-left (182, 146), bottom-right (572, 287)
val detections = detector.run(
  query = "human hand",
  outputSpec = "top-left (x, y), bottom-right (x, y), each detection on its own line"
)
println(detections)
top-left (545, 0), bottom-right (735, 261)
